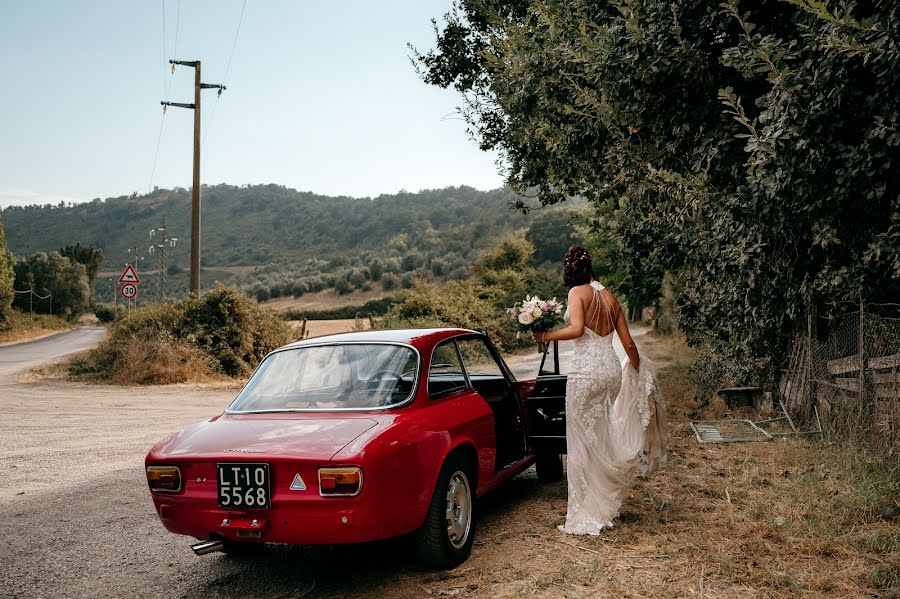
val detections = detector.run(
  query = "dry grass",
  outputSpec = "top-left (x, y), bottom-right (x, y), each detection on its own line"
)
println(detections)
top-left (68, 334), bottom-right (228, 385)
top-left (0, 312), bottom-right (71, 345)
top-left (263, 287), bottom-right (388, 313)
top-left (288, 318), bottom-right (372, 338)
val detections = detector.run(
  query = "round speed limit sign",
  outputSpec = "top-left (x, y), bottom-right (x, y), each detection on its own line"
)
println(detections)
top-left (121, 283), bottom-right (137, 299)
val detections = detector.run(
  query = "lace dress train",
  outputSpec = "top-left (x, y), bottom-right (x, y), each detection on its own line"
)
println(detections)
top-left (558, 282), bottom-right (667, 535)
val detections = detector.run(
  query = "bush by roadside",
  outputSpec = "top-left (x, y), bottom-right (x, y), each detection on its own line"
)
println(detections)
top-left (0, 311), bottom-right (71, 345)
top-left (92, 303), bottom-right (126, 323)
top-left (70, 285), bottom-right (293, 384)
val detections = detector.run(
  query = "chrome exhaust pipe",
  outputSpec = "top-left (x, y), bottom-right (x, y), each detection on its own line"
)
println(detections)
top-left (191, 540), bottom-right (224, 556)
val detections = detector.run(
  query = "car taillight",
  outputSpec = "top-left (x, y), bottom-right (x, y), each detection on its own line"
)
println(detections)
top-left (318, 467), bottom-right (363, 496)
top-left (146, 465), bottom-right (182, 493)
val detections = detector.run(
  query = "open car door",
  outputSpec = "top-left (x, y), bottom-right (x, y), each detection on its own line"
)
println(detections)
top-left (525, 341), bottom-right (567, 482)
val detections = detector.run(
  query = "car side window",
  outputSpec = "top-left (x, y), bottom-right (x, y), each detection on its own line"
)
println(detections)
top-left (456, 338), bottom-right (504, 378)
top-left (428, 341), bottom-right (468, 398)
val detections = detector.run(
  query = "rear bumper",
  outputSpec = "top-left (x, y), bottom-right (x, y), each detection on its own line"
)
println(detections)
top-left (151, 495), bottom-right (409, 545)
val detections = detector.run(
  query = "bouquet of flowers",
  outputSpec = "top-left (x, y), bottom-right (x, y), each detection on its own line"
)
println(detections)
top-left (507, 295), bottom-right (564, 353)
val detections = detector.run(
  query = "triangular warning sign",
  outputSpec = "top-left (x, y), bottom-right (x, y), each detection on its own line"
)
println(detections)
top-left (290, 474), bottom-right (306, 491)
top-left (118, 264), bottom-right (140, 284)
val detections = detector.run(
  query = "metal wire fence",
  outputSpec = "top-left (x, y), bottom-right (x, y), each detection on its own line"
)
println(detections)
top-left (781, 304), bottom-right (899, 456)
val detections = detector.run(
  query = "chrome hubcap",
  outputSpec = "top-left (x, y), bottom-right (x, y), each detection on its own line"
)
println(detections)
top-left (445, 470), bottom-right (471, 549)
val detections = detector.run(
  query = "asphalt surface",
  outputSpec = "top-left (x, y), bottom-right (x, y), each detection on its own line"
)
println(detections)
top-left (0, 327), bottom-right (106, 378)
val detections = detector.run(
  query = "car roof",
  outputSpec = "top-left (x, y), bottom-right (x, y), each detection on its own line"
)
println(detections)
top-left (279, 327), bottom-right (481, 350)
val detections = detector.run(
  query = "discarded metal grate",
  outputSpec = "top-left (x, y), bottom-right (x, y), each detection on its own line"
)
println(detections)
top-left (690, 420), bottom-right (773, 443)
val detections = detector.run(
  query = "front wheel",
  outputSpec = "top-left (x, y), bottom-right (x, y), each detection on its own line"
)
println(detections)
top-left (535, 452), bottom-right (564, 483)
top-left (413, 456), bottom-right (476, 568)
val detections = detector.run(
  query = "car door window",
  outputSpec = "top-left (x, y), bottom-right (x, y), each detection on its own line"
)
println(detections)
top-left (428, 341), bottom-right (468, 398)
top-left (456, 338), bottom-right (504, 378)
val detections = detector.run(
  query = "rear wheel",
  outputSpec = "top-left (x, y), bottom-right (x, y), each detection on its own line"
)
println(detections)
top-left (414, 455), bottom-right (476, 569)
top-left (535, 452), bottom-right (564, 483)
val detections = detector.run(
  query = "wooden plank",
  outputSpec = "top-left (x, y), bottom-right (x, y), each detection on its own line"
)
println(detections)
top-left (872, 372), bottom-right (900, 384)
top-left (828, 354), bottom-right (861, 375)
top-left (831, 378), bottom-right (860, 392)
top-left (868, 353), bottom-right (900, 370)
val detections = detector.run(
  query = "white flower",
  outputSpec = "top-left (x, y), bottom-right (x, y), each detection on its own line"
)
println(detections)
top-left (531, 305), bottom-right (543, 319)
top-left (518, 311), bottom-right (535, 326)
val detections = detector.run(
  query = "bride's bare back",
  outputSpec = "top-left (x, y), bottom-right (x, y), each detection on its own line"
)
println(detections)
top-left (561, 282), bottom-right (641, 370)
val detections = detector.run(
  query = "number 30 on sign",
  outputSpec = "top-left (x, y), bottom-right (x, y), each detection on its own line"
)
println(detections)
top-left (121, 283), bottom-right (137, 299)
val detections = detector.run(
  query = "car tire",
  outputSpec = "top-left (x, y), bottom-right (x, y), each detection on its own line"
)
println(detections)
top-left (535, 452), bottom-right (564, 483)
top-left (413, 455), bottom-right (476, 569)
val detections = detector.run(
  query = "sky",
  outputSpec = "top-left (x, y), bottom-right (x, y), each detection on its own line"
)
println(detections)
top-left (0, 1), bottom-right (504, 208)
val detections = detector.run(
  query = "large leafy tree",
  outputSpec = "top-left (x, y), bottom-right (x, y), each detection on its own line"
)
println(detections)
top-left (0, 215), bottom-right (13, 328)
top-left (59, 243), bottom-right (103, 302)
top-left (415, 0), bottom-right (899, 385)
top-left (13, 252), bottom-right (91, 319)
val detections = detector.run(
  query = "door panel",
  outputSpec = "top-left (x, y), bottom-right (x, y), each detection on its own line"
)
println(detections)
top-left (527, 341), bottom-right (567, 454)
top-left (457, 337), bottom-right (527, 470)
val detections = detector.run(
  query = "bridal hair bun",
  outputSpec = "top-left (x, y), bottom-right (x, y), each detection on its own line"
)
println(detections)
top-left (563, 245), bottom-right (595, 288)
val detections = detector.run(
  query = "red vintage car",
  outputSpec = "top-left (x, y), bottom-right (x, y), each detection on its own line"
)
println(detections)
top-left (145, 328), bottom-right (568, 568)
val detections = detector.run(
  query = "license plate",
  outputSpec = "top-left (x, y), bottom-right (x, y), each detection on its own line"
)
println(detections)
top-left (217, 463), bottom-right (271, 510)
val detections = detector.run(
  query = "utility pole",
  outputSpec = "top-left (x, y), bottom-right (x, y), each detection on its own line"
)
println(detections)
top-left (161, 59), bottom-right (225, 297)
top-left (149, 224), bottom-right (178, 302)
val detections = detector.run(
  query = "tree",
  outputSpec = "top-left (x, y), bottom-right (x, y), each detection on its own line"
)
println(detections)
top-left (416, 0), bottom-right (900, 386)
top-left (12, 252), bottom-right (91, 318)
top-left (0, 214), bottom-right (13, 328)
top-left (59, 243), bottom-right (103, 302)
top-left (525, 209), bottom-right (579, 265)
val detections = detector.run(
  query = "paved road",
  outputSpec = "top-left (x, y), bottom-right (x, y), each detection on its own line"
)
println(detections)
top-left (0, 326), bottom-right (106, 378)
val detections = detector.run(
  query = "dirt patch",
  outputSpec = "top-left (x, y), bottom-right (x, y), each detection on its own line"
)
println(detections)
top-left (263, 287), bottom-right (387, 313)
top-left (288, 318), bottom-right (371, 339)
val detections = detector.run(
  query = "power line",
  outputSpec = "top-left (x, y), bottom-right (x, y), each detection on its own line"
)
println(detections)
top-left (165, 0), bottom-right (181, 102)
top-left (149, 0), bottom-right (182, 194)
top-left (203, 0), bottom-right (247, 147)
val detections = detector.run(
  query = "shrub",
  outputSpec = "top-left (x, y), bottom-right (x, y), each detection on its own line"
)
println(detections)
top-left (253, 285), bottom-right (270, 303)
top-left (93, 303), bottom-right (125, 323)
top-left (176, 286), bottom-right (293, 376)
top-left (348, 269), bottom-right (368, 288)
top-left (381, 272), bottom-right (400, 290)
top-left (72, 286), bottom-right (293, 383)
top-left (380, 280), bottom-right (526, 352)
top-left (334, 276), bottom-right (352, 295)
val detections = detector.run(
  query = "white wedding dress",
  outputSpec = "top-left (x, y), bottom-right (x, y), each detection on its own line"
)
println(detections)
top-left (559, 281), bottom-right (668, 535)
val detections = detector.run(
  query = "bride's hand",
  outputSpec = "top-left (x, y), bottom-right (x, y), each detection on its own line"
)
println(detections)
top-left (532, 330), bottom-right (546, 344)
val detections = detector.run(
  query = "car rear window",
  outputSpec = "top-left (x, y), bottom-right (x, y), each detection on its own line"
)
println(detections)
top-left (227, 344), bottom-right (418, 412)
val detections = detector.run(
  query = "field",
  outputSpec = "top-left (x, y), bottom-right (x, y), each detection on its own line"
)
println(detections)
top-left (288, 318), bottom-right (369, 338)
top-left (264, 286), bottom-right (388, 313)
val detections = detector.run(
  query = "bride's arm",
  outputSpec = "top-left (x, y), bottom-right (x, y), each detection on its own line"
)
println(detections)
top-left (533, 288), bottom-right (585, 342)
top-left (611, 295), bottom-right (640, 371)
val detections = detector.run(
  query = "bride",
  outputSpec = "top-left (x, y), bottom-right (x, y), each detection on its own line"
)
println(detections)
top-left (533, 246), bottom-right (667, 535)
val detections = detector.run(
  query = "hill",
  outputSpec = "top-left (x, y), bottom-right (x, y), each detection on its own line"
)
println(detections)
top-left (2, 185), bottom-right (579, 299)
